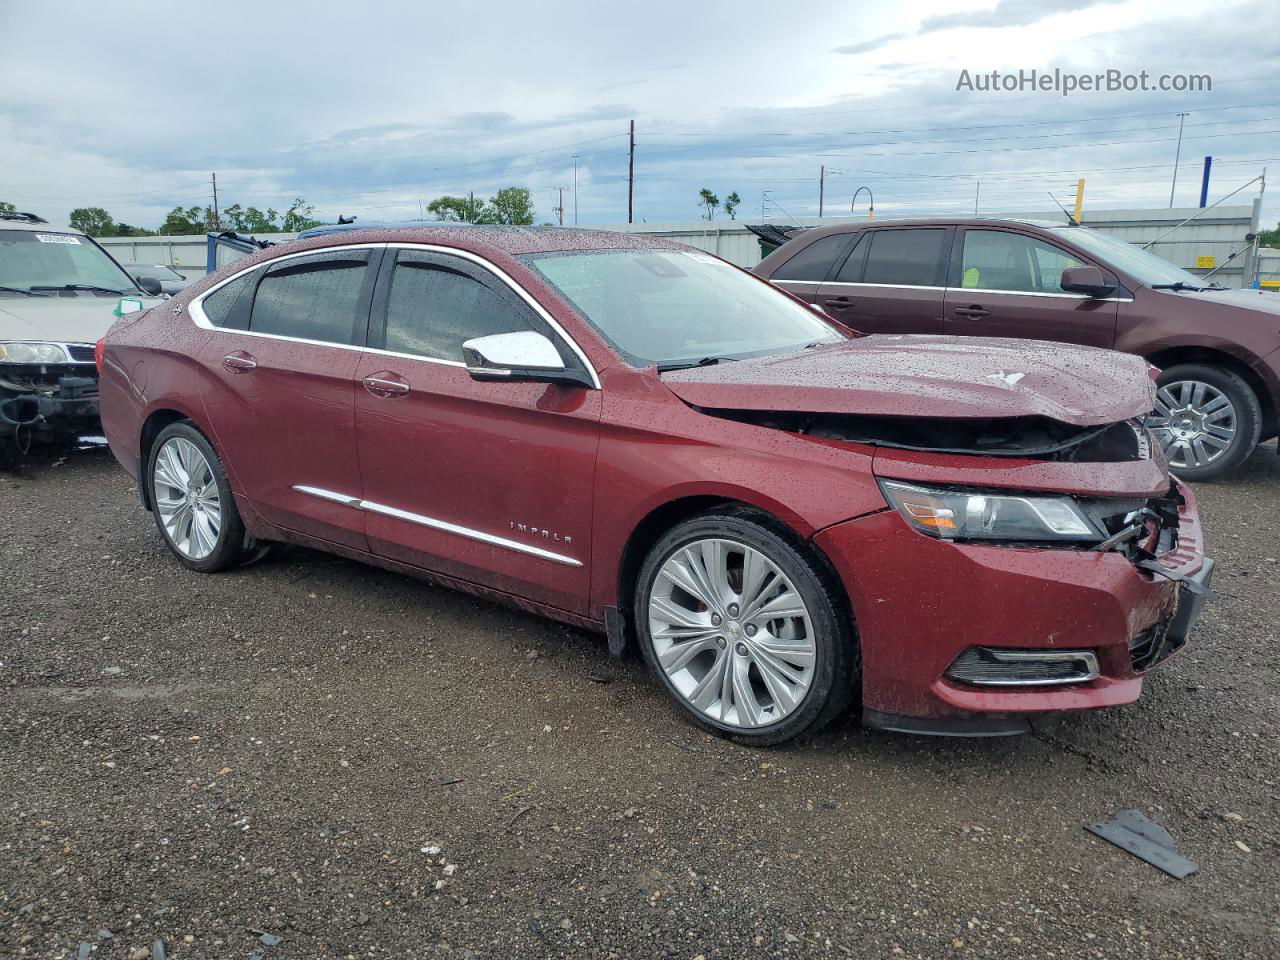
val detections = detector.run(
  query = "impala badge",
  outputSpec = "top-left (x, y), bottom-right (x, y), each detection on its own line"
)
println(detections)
top-left (509, 521), bottom-right (572, 546)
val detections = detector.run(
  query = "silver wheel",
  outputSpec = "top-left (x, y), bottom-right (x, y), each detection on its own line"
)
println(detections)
top-left (152, 436), bottom-right (222, 560)
top-left (648, 537), bottom-right (816, 730)
top-left (1147, 379), bottom-right (1238, 471)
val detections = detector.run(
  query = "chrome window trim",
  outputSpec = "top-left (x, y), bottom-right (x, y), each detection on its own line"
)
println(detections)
top-left (773, 278), bottom-right (1132, 303)
top-left (188, 241), bottom-right (600, 385)
top-left (293, 485), bottom-right (582, 567)
top-left (944, 286), bottom-right (1134, 303)
top-left (385, 242), bottom-right (600, 389)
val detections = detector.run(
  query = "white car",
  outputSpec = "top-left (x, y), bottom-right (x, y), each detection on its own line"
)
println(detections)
top-left (0, 212), bottom-right (162, 462)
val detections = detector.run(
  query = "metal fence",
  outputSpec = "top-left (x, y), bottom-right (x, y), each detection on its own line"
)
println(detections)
top-left (99, 203), bottom-right (1265, 287)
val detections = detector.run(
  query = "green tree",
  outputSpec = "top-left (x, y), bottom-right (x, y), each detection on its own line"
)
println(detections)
top-left (723, 191), bottom-right (741, 220)
top-left (113, 223), bottom-right (156, 237)
top-left (0, 201), bottom-right (16, 214)
top-left (161, 205), bottom-right (215, 235)
top-left (1258, 221), bottom-right (1280, 249)
top-left (698, 188), bottom-right (719, 220)
top-left (427, 194), bottom-right (486, 222)
top-left (69, 207), bottom-right (116, 236)
top-left (281, 198), bottom-right (322, 233)
top-left (222, 203), bottom-right (281, 233)
top-left (475, 187), bottom-right (536, 226)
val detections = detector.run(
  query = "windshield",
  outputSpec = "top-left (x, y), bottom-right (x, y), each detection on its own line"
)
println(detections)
top-left (525, 248), bottom-right (844, 368)
top-left (0, 230), bottom-right (139, 294)
top-left (1050, 225), bottom-right (1207, 288)
top-left (129, 264), bottom-right (182, 280)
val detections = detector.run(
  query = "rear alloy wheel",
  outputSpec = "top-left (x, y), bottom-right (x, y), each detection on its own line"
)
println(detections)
top-left (1146, 363), bottom-right (1261, 481)
top-left (635, 511), bottom-right (857, 745)
top-left (147, 421), bottom-right (258, 572)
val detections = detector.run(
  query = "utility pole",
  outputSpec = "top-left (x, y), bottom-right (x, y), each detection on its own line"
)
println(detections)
top-left (554, 187), bottom-right (565, 226)
top-left (627, 120), bottom-right (635, 224)
top-left (210, 172), bottom-right (220, 230)
top-left (974, 180), bottom-right (980, 214)
top-left (468, 190), bottom-right (475, 224)
top-left (1169, 112), bottom-right (1190, 207)
top-left (572, 155), bottom-right (579, 225)
top-left (1073, 178), bottom-right (1086, 223)
top-left (819, 166), bottom-right (844, 218)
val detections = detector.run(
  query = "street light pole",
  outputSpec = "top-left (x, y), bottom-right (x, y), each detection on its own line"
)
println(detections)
top-left (572, 154), bottom-right (579, 225)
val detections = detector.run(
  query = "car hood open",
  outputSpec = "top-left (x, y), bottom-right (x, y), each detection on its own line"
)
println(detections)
top-left (0, 294), bottom-right (159, 344)
top-left (660, 334), bottom-right (1155, 426)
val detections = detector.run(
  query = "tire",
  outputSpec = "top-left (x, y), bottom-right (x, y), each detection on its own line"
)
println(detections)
top-left (1148, 363), bottom-right (1262, 481)
top-left (634, 508), bottom-right (858, 746)
top-left (146, 421), bottom-right (259, 572)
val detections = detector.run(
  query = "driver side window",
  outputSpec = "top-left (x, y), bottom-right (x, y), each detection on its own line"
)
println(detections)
top-left (960, 230), bottom-right (1083, 294)
top-left (383, 253), bottom-right (545, 363)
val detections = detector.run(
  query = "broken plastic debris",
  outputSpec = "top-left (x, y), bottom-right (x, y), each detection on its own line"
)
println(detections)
top-left (1086, 809), bottom-right (1198, 879)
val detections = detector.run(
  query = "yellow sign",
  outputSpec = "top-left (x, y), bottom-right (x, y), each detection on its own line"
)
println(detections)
top-left (1195, 255), bottom-right (1216, 268)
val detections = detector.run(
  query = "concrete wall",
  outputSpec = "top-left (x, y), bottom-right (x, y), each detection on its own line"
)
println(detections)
top-left (99, 204), bottom-right (1263, 287)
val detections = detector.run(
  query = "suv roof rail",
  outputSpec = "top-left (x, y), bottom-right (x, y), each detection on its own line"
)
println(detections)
top-left (0, 211), bottom-right (49, 224)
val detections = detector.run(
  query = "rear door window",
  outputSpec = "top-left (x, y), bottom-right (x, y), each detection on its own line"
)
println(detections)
top-left (771, 234), bottom-right (851, 282)
top-left (249, 251), bottom-right (371, 344)
top-left (860, 229), bottom-right (948, 286)
top-left (200, 271), bottom-right (257, 329)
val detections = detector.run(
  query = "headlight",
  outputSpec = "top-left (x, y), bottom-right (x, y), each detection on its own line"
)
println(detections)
top-left (0, 342), bottom-right (69, 363)
top-left (879, 480), bottom-right (1100, 543)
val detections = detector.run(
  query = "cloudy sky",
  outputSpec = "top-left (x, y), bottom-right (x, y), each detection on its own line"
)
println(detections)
top-left (2, 0), bottom-right (1278, 230)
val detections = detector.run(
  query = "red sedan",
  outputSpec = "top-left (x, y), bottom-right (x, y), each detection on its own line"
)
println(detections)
top-left (98, 227), bottom-right (1213, 743)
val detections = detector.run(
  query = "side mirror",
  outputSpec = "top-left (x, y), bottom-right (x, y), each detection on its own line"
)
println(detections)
top-left (135, 275), bottom-right (163, 296)
top-left (462, 331), bottom-right (592, 388)
top-left (1060, 265), bottom-right (1116, 298)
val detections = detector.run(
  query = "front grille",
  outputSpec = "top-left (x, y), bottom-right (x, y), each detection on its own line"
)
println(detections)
top-left (65, 343), bottom-right (96, 363)
top-left (946, 646), bottom-right (1100, 687)
top-left (1129, 620), bottom-right (1184, 672)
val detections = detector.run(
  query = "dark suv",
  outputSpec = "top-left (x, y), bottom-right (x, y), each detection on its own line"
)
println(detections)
top-left (754, 218), bottom-right (1280, 480)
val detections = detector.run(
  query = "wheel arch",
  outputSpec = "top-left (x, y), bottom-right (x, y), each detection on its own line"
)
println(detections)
top-left (137, 406), bottom-right (215, 510)
top-left (1147, 345), bottom-right (1276, 439)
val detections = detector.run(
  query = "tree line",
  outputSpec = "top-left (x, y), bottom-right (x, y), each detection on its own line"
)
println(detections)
top-left (1, 187), bottom-right (541, 238)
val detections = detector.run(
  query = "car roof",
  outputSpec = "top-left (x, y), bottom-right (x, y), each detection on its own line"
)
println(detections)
top-left (277, 225), bottom-right (688, 257)
top-left (800, 216), bottom-right (1072, 232)
top-left (0, 214), bottom-right (86, 235)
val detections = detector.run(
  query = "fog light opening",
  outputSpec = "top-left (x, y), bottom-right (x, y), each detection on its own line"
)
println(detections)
top-left (946, 647), bottom-right (1100, 687)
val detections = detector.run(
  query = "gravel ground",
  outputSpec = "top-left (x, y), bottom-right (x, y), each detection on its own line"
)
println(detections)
top-left (1, 442), bottom-right (1278, 960)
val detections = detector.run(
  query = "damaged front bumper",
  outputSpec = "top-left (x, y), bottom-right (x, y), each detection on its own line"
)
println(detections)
top-left (0, 369), bottom-right (100, 444)
top-left (815, 472), bottom-right (1211, 737)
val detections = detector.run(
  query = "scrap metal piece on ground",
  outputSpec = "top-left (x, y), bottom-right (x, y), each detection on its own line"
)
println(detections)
top-left (1087, 809), bottom-right (1198, 879)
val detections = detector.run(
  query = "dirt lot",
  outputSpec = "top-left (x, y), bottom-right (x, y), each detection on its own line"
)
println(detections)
top-left (1, 443), bottom-right (1278, 960)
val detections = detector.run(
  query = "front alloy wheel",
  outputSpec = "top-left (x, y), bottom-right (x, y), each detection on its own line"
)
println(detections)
top-left (649, 538), bottom-right (816, 728)
top-left (1145, 363), bottom-right (1261, 480)
top-left (636, 510), bottom-right (857, 745)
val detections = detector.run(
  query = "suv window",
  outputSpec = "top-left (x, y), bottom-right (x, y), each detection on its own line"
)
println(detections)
top-left (201, 271), bottom-right (256, 328)
top-left (860, 229), bottom-right (947, 286)
top-left (961, 230), bottom-right (1084, 293)
top-left (383, 253), bottom-right (542, 363)
top-left (771, 234), bottom-right (850, 282)
top-left (249, 251), bottom-right (370, 344)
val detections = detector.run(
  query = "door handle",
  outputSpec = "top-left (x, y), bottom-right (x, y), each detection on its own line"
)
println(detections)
top-left (362, 375), bottom-right (410, 398)
top-left (222, 352), bottom-right (257, 373)
top-left (826, 296), bottom-right (855, 309)
top-left (953, 305), bottom-right (991, 319)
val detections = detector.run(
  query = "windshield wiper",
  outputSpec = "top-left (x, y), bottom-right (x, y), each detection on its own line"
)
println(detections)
top-left (30, 283), bottom-right (127, 295)
top-left (0, 285), bottom-right (49, 297)
top-left (656, 356), bottom-right (740, 372)
top-left (1150, 282), bottom-right (1206, 292)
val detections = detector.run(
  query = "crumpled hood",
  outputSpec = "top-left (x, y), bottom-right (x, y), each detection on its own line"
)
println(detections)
top-left (660, 334), bottom-right (1156, 426)
top-left (0, 295), bottom-right (161, 344)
